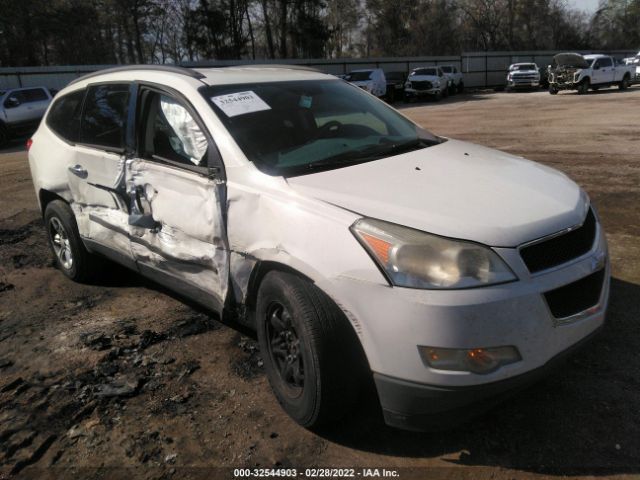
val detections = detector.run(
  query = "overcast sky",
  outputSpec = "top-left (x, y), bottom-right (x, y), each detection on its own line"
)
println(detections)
top-left (568, 0), bottom-right (600, 13)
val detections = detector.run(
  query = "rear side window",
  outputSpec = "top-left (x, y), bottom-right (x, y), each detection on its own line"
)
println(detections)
top-left (600, 57), bottom-right (613, 67)
top-left (80, 84), bottom-right (130, 150)
top-left (23, 88), bottom-right (49, 102)
top-left (47, 89), bottom-right (85, 143)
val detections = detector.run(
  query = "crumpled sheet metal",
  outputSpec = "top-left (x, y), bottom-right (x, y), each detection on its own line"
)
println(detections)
top-left (127, 159), bottom-right (229, 300)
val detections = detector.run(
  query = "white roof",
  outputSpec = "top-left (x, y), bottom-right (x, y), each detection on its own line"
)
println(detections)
top-left (58, 65), bottom-right (336, 96)
top-left (196, 65), bottom-right (332, 85)
top-left (583, 54), bottom-right (608, 59)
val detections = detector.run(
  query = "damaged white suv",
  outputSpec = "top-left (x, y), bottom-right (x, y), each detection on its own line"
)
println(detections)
top-left (29, 65), bottom-right (610, 431)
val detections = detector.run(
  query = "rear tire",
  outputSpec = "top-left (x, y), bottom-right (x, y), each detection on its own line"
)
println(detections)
top-left (44, 200), bottom-right (98, 282)
top-left (256, 271), bottom-right (364, 429)
top-left (0, 123), bottom-right (8, 147)
top-left (619, 76), bottom-right (630, 90)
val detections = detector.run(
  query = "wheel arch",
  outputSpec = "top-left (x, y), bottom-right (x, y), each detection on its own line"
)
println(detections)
top-left (237, 259), bottom-right (371, 371)
top-left (39, 189), bottom-right (68, 216)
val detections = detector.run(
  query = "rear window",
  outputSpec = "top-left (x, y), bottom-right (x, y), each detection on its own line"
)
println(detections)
top-left (346, 71), bottom-right (373, 81)
top-left (47, 89), bottom-right (85, 143)
top-left (22, 88), bottom-right (49, 102)
top-left (80, 84), bottom-right (130, 151)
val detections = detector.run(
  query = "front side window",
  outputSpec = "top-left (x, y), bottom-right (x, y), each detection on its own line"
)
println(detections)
top-left (80, 84), bottom-right (130, 150)
top-left (203, 80), bottom-right (441, 177)
top-left (140, 91), bottom-right (208, 167)
top-left (47, 89), bottom-right (85, 142)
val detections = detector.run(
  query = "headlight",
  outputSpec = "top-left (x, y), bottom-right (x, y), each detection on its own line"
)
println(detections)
top-left (351, 218), bottom-right (516, 289)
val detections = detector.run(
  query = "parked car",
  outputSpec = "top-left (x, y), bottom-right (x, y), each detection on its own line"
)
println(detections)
top-left (0, 86), bottom-right (54, 146)
top-left (29, 65), bottom-right (610, 431)
top-left (548, 53), bottom-right (635, 94)
top-left (384, 71), bottom-right (407, 102)
top-left (440, 65), bottom-right (464, 93)
top-left (404, 66), bottom-right (449, 101)
top-left (505, 63), bottom-right (541, 91)
top-left (344, 68), bottom-right (386, 97)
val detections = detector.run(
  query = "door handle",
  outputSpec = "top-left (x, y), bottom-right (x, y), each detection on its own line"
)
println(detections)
top-left (68, 164), bottom-right (88, 179)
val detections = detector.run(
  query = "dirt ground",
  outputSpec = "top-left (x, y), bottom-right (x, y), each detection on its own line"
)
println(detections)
top-left (1, 86), bottom-right (639, 479)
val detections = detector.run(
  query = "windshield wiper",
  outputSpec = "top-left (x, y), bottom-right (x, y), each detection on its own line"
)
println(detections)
top-left (304, 138), bottom-right (426, 172)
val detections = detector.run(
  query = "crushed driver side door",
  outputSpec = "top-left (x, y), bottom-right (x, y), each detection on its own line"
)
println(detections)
top-left (125, 85), bottom-right (229, 313)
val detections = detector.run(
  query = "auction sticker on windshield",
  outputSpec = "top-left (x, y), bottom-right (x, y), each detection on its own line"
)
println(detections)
top-left (211, 91), bottom-right (271, 117)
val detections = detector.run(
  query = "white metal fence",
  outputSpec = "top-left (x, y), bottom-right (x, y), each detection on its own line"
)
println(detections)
top-left (0, 50), bottom-right (636, 91)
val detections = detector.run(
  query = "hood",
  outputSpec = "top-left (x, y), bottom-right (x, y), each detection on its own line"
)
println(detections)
top-left (552, 53), bottom-right (589, 69)
top-left (286, 139), bottom-right (588, 247)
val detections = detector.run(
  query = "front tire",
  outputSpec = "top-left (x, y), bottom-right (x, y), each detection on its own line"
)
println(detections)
top-left (44, 200), bottom-right (97, 282)
top-left (577, 79), bottom-right (590, 95)
top-left (256, 271), bottom-right (363, 429)
top-left (549, 85), bottom-right (558, 95)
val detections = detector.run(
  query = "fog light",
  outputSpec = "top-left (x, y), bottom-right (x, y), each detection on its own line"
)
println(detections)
top-left (418, 345), bottom-right (521, 374)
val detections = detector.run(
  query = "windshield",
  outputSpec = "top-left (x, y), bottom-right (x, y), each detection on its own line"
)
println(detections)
top-left (203, 80), bottom-right (441, 177)
top-left (510, 64), bottom-right (536, 71)
top-left (412, 68), bottom-right (438, 76)
top-left (346, 71), bottom-right (373, 82)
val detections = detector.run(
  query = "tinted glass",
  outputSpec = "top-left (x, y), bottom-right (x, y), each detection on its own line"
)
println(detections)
top-left (142, 92), bottom-right (209, 167)
top-left (346, 71), bottom-right (373, 81)
top-left (600, 57), bottom-right (613, 67)
top-left (23, 88), bottom-right (48, 102)
top-left (47, 89), bottom-right (85, 142)
top-left (80, 84), bottom-right (129, 150)
top-left (204, 80), bottom-right (440, 177)
top-left (412, 68), bottom-right (437, 76)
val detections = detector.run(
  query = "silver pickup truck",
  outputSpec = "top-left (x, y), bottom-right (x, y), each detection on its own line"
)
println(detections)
top-left (0, 86), bottom-right (54, 146)
top-left (548, 53), bottom-right (635, 94)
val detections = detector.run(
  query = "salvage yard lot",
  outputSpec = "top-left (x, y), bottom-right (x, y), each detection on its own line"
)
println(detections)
top-left (1, 88), bottom-right (639, 478)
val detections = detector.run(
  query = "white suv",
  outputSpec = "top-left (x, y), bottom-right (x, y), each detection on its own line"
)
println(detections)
top-left (29, 65), bottom-right (610, 431)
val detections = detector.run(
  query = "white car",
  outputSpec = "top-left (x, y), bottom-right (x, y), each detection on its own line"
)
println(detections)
top-left (1, 86), bottom-right (54, 146)
top-left (28, 65), bottom-right (609, 431)
top-left (345, 68), bottom-right (386, 97)
top-left (404, 66), bottom-right (449, 101)
top-left (440, 65), bottom-right (464, 93)
top-left (506, 63), bottom-right (541, 90)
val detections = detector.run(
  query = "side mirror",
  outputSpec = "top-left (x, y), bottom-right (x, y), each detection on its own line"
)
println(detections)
top-left (593, 64), bottom-right (600, 70)
top-left (4, 96), bottom-right (20, 108)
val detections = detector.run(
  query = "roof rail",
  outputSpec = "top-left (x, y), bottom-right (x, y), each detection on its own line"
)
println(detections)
top-left (68, 64), bottom-right (206, 86)
top-left (189, 63), bottom-right (322, 73)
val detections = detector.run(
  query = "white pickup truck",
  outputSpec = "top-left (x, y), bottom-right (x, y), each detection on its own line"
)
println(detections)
top-left (548, 53), bottom-right (635, 94)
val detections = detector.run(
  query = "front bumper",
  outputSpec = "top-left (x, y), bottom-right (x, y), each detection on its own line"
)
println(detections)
top-left (375, 324), bottom-right (602, 431)
top-left (507, 79), bottom-right (540, 88)
top-left (404, 87), bottom-right (441, 97)
top-left (325, 221), bottom-right (609, 429)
